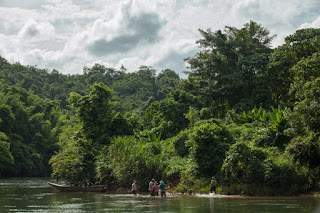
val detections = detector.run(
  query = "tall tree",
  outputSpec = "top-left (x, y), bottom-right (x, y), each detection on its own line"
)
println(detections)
top-left (155, 69), bottom-right (180, 100)
top-left (269, 28), bottom-right (320, 106)
top-left (68, 83), bottom-right (115, 145)
top-left (0, 84), bottom-right (63, 177)
top-left (184, 21), bottom-right (274, 113)
top-left (50, 83), bottom-right (116, 183)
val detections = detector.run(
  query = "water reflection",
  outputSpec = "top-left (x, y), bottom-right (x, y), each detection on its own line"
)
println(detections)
top-left (0, 178), bottom-right (319, 212)
top-left (210, 198), bottom-right (216, 213)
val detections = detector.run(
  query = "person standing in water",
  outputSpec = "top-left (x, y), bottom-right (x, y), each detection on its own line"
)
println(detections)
top-left (148, 179), bottom-right (155, 196)
top-left (131, 180), bottom-right (138, 195)
top-left (210, 176), bottom-right (217, 193)
top-left (159, 180), bottom-right (166, 197)
top-left (152, 181), bottom-right (159, 196)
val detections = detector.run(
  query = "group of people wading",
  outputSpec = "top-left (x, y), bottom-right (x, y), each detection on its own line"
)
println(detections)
top-left (131, 179), bottom-right (167, 197)
top-left (131, 176), bottom-right (216, 196)
top-left (148, 179), bottom-right (167, 197)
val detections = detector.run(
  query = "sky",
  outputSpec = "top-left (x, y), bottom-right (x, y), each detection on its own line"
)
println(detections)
top-left (0, 0), bottom-right (320, 77)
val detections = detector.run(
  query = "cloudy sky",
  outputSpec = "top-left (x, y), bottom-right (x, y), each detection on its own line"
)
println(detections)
top-left (0, 0), bottom-right (320, 77)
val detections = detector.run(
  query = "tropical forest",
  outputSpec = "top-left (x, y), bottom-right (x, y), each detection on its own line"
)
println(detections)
top-left (0, 21), bottom-right (319, 196)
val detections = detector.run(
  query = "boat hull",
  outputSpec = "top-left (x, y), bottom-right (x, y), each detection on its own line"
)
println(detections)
top-left (48, 182), bottom-right (107, 192)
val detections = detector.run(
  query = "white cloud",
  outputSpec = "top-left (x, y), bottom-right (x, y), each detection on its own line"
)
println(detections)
top-left (0, 0), bottom-right (45, 9)
top-left (0, 7), bottom-right (39, 34)
top-left (116, 56), bottom-right (146, 71)
top-left (299, 16), bottom-right (320, 29)
top-left (228, 0), bottom-right (320, 47)
top-left (18, 19), bottom-right (55, 40)
top-left (0, 0), bottom-right (319, 76)
top-left (85, 1), bottom-right (165, 57)
top-left (43, 0), bottom-right (87, 20)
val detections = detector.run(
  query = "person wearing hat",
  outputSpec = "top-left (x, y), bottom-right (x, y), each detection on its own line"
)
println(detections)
top-left (159, 180), bottom-right (166, 197)
top-left (210, 176), bottom-right (217, 193)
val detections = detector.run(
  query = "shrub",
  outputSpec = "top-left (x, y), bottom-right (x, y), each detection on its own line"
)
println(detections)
top-left (187, 122), bottom-right (233, 177)
top-left (221, 142), bottom-right (267, 185)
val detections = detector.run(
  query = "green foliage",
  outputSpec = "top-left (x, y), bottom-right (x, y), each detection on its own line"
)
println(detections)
top-left (171, 129), bottom-right (190, 157)
top-left (221, 142), bottom-right (267, 185)
top-left (269, 28), bottom-right (320, 106)
top-left (69, 83), bottom-right (115, 145)
top-left (145, 90), bottom-right (203, 138)
top-left (49, 126), bottom-right (94, 185)
top-left (0, 22), bottom-right (319, 196)
top-left (98, 134), bottom-right (173, 190)
top-left (291, 77), bottom-right (320, 133)
top-left (0, 84), bottom-right (63, 177)
top-left (287, 132), bottom-right (320, 169)
top-left (221, 141), bottom-right (309, 195)
top-left (199, 107), bottom-right (212, 120)
top-left (187, 122), bottom-right (233, 177)
top-left (111, 66), bottom-right (156, 112)
top-left (110, 113), bottom-right (134, 136)
top-left (184, 21), bottom-right (274, 112)
top-left (226, 122), bottom-right (266, 146)
top-left (221, 106), bottom-right (316, 194)
top-left (0, 58), bottom-right (180, 113)
top-left (268, 106), bottom-right (290, 149)
top-left (0, 132), bottom-right (14, 177)
top-left (268, 106), bottom-right (289, 133)
top-left (169, 119), bottom-right (234, 187)
top-left (263, 155), bottom-right (307, 194)
top-left (284, 53), bottom-right (320, 191)
top-left (164, 156), bottom-right (191, 184)
top-left (289, 53), bottom-right (320, 132)
top-left (50, 83), bottom-right (117, 183)
top-left (123, 112), bottom-right (144, 133)
top-left (175, 176), bottom-right (209, 194)
top-left (226, 107), bottom-right (268, 124)
top-left (226, 106), bottom-right (291, 149)
top-left (290, 52), bottom-right (320, 95)
top-left (185, 106), bottom-right (200, 127)
top-left (155, 69), bottom-right (180, 100)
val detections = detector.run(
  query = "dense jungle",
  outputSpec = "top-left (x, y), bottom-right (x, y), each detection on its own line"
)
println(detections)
top-left (0, 21), bottom-right (319, 196)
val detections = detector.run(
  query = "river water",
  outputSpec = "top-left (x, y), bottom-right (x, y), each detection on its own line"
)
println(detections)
top-left (0, 178), bottom-right (319, 213)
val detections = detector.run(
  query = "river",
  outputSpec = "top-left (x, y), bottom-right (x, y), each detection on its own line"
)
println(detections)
top-left (0, 178), bottom-right (319, 212)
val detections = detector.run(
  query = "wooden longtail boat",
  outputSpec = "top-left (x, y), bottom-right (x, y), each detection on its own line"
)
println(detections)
top-left (48, 182), bottom-right (108, 192)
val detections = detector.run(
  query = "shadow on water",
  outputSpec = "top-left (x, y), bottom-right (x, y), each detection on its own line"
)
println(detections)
top-left (0, 178), bottom-right (319, 212)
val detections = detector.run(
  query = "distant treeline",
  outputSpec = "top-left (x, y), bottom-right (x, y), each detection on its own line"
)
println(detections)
top-left (0, 21), bottom-right (319, 196)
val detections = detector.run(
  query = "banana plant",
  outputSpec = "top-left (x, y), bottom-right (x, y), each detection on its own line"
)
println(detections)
top-left (268, 106), bottom-right (289, 133)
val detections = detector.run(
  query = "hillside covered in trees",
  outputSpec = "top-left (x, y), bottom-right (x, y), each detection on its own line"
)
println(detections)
top-left (0, 21), bottom-right (319, 196)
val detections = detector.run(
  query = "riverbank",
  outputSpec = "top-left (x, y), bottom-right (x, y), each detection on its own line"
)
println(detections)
top-left (170, 180), bottom-right (320, 197)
